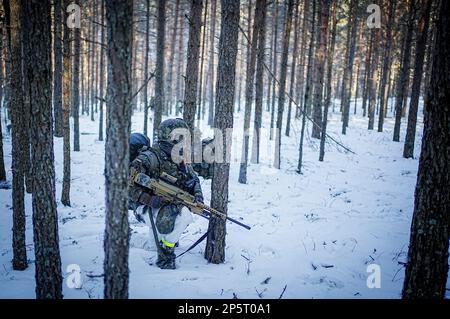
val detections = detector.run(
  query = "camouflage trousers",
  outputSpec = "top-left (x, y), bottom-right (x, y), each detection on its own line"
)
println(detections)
top-left (135, 204), bottom-right (193, 249)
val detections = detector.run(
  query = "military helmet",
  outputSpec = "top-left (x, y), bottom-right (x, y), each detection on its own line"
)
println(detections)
top-left (129, 132), bottom-right (151, 162)
top-left (157, 118), bottom-right (189, 144)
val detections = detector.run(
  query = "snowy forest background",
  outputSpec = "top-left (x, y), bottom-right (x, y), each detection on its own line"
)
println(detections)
top-left (0, 0), bottom-right (449, 299)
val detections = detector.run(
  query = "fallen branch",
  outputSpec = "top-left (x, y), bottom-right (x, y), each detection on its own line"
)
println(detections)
top-left (278, 285), bottom-right (287, 299)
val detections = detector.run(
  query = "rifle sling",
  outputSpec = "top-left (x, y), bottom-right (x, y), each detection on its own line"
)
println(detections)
top-left (176, 231), bottom-right (209, 259)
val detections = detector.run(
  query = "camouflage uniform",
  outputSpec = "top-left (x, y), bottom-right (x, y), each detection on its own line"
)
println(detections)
top-left (129, 119), bottom-right (203, 269)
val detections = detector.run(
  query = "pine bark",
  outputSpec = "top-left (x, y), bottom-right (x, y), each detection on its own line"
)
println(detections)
top-left (250, 0), bottom-right (267, 164)
top-left (238, 0), bottom-right (264, 183)
top-left (53, 0), bottom-right (63, 137)
top-left (23, 0), bottom-right (63, 298)
top-left (393, 0), bottom-right (414, 141)
top-left (377, 0), bottom-right (395, 132)
top-left (183, 0), bottom-right (202, 133)
top-left (205, 0), bottom-right (240, 264)
top-left (61, 0), bottom-right (71, 206)
top-left (10, 0), bottom-right (27, 271)
top-left (98, 0), bottom-right (105, 141)
top-left (319, 0), bottom-right (336, 162)
top-left (207, 0), bottom-right (217, 126)
top-left (402, 0), bottom-right (450, 299)
top-left (166, 0), bottom-right (180, 115)
top-left (273, 0), bottom-right (294, 169)
top-left (403, 0), bottom-right (432, 159)
top-left (367, 17), bottom-right (381, 131)
top-left (153, 0), bottom-right (165, 141)
top-left (285, 1), bottom-right (300, 137)
top-left (143, 0), bottom-right (150, 135)
top-left (104, 0), bottom-right (133, 299)
top-left (340, 0), bottom-right (358, 135)
top-left (73, 0), bottom-right (81, 152)
top-left (0, 13), bottom-right (5, 182)
top-left (269, 1), bottom-right (279, 140)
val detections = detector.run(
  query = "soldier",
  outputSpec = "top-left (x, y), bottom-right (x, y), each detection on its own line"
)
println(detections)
top-left (128, 119), bottom-right (204, 269)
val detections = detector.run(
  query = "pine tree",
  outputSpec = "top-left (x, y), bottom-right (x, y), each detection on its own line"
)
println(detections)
top-left (402, 0), bottom-right (450, 299)
top-left (23, 0), bottom-right (62, 298)
top-left (205, 0), bottom-right (240, 264)
top-left (104, 0), bottom-right (133, 299)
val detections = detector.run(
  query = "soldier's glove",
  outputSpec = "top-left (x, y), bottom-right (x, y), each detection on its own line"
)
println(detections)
top-left (139, 193), bottom-right (166, 209)
top-left (195, 194), bottom-right (204, 204)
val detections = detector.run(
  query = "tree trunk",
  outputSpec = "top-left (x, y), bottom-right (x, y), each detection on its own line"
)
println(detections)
top-left (368, 16), bottom-right (381, 131)
top-left (297, 0), bottom-right (316, 174)
top-left (23, 0), bottom-right (63, 298)
top-left (311, 0), bottom-right (329, 140)
top-left (303, 0), bottom-right (316, 118)
top-left (53, 0), bottom-right (63, 137)
top-left (362, 32), bottom-right (372, 118)
top-left (205, 0), bottom-right (240, 264)
top-left (319, 0), bottom-right (336, 162)
top-left (143, 0), bottom-right (150, 135)
top-left (269, 1), bottom-right (279, 140)
top-left (73, 0), bottom-right (81, 152)
top-left (166, 0), bottom-right (180, 115)
top-left (196, 0), bottom-right (208, 121)
top-left (238, 0), bottom-right (264, 184)
top-left (340, 0), bottom-right (358, 135)
top-left (104, 0), bottom-right (133, 299)
top-left (285, 1), bottom-right (300, 137)
top-left (0, 14), bottom-right (5, 182)
top-left (152, 0), bottom-right (166, 141)
top-left (377, 0), bottom-right (395, 132)
top-left (10, 0), bottom-right (27, 271)
top-left (295, 0), bottom-right (309, 119)
top-left (206, 0), bottom-right (217, 126)
top-left (99, 0), bottom-right (105, 141)
top-left (403, 0), bottom-right (432, 159)
top-left (61, 0), bottom-right (71, 206)
top-left (175, 4), bottom-right (186, 116)
top-left (402, 0), bottom-right (450, 299)
top-left (183, 0), bottom-right (202, 134)
top-left (393, 0), bottom-right (415, 141)
top-left (250, 0), bottom-right (267, 164)
top-left (273, 0), bottom-right (294, 169)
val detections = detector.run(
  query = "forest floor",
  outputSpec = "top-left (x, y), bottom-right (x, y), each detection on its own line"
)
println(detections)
top-left (1, 99), bottom-right (448, 298)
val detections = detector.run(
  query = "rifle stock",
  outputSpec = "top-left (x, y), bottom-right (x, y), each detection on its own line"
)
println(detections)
top-left (133, 172), bottom-right (251, 230)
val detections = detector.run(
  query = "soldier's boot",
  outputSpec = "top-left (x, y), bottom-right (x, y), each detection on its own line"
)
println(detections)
top-left (156, 241), bottom-right (176, 270)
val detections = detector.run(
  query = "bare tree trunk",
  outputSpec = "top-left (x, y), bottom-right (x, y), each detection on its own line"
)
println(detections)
top-left (10, 0), bottom-right (27, 271)
top-left (368, 14), bottom-right (381, 131)
top-left (175, 5), bottom-right (186, 116)
top-left (250, 0), bottom-right (267, 164)
top-left (61, 0), bottom-right (71, 206)
top-left (143, 0), bottom-right (150, 135)
top-left (99, 0), bottom-right (105, 141)
top-left (23, 0), bottom-right (63, 298)
top-left (297, 0), bottom-right (316, 174)
top-left (166, 0), bottom-right (180, 115)
top-left (393, 0), bottom-right (414, 141)
top-left (340, 0), bottom-right (358, 135)
top-left (238, 0), bottom-right (264, 184)
top-left (403, 0), bottom-right (432, 159)
top-left (205, 0), bottom-right (240, 264)
top-left (377, 0), bottom-right (395, 132)
top-left (269, 0), bottom-right (279, 140)
top-left (361, 33), bottom-right (372, 118)
top-left (207, 0), bottom-right (217, 126)
top-left (73, 0), bottom-right (81, 152)
top-left (183, 0), bottom-right (202, 133)
top-left (295, 0), bottom-right (309, 119)
top-left (153, 0), bottom-right (166, 141)
top-left (53, 0), bottom-right (63, 137)
top-left (273, 0), bottom-right (294, 169)
top-left (0, 14), bottom-right (5, 182)
top-left (89, 4), bottom-right (95, 121)
top-left (196, 0), bottom-right (208, 121)
top-left (402, 0), bottom-right (450, 299)
top-left (285, 1), bottom-right (300, 137)
top-left (319, 0), bottom-right (336, 162)
top-left (104, 0), bottom-right (133, 299)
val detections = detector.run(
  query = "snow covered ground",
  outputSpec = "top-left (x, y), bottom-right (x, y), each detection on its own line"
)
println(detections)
top-left (1, 99), bottom-right (448, 299)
